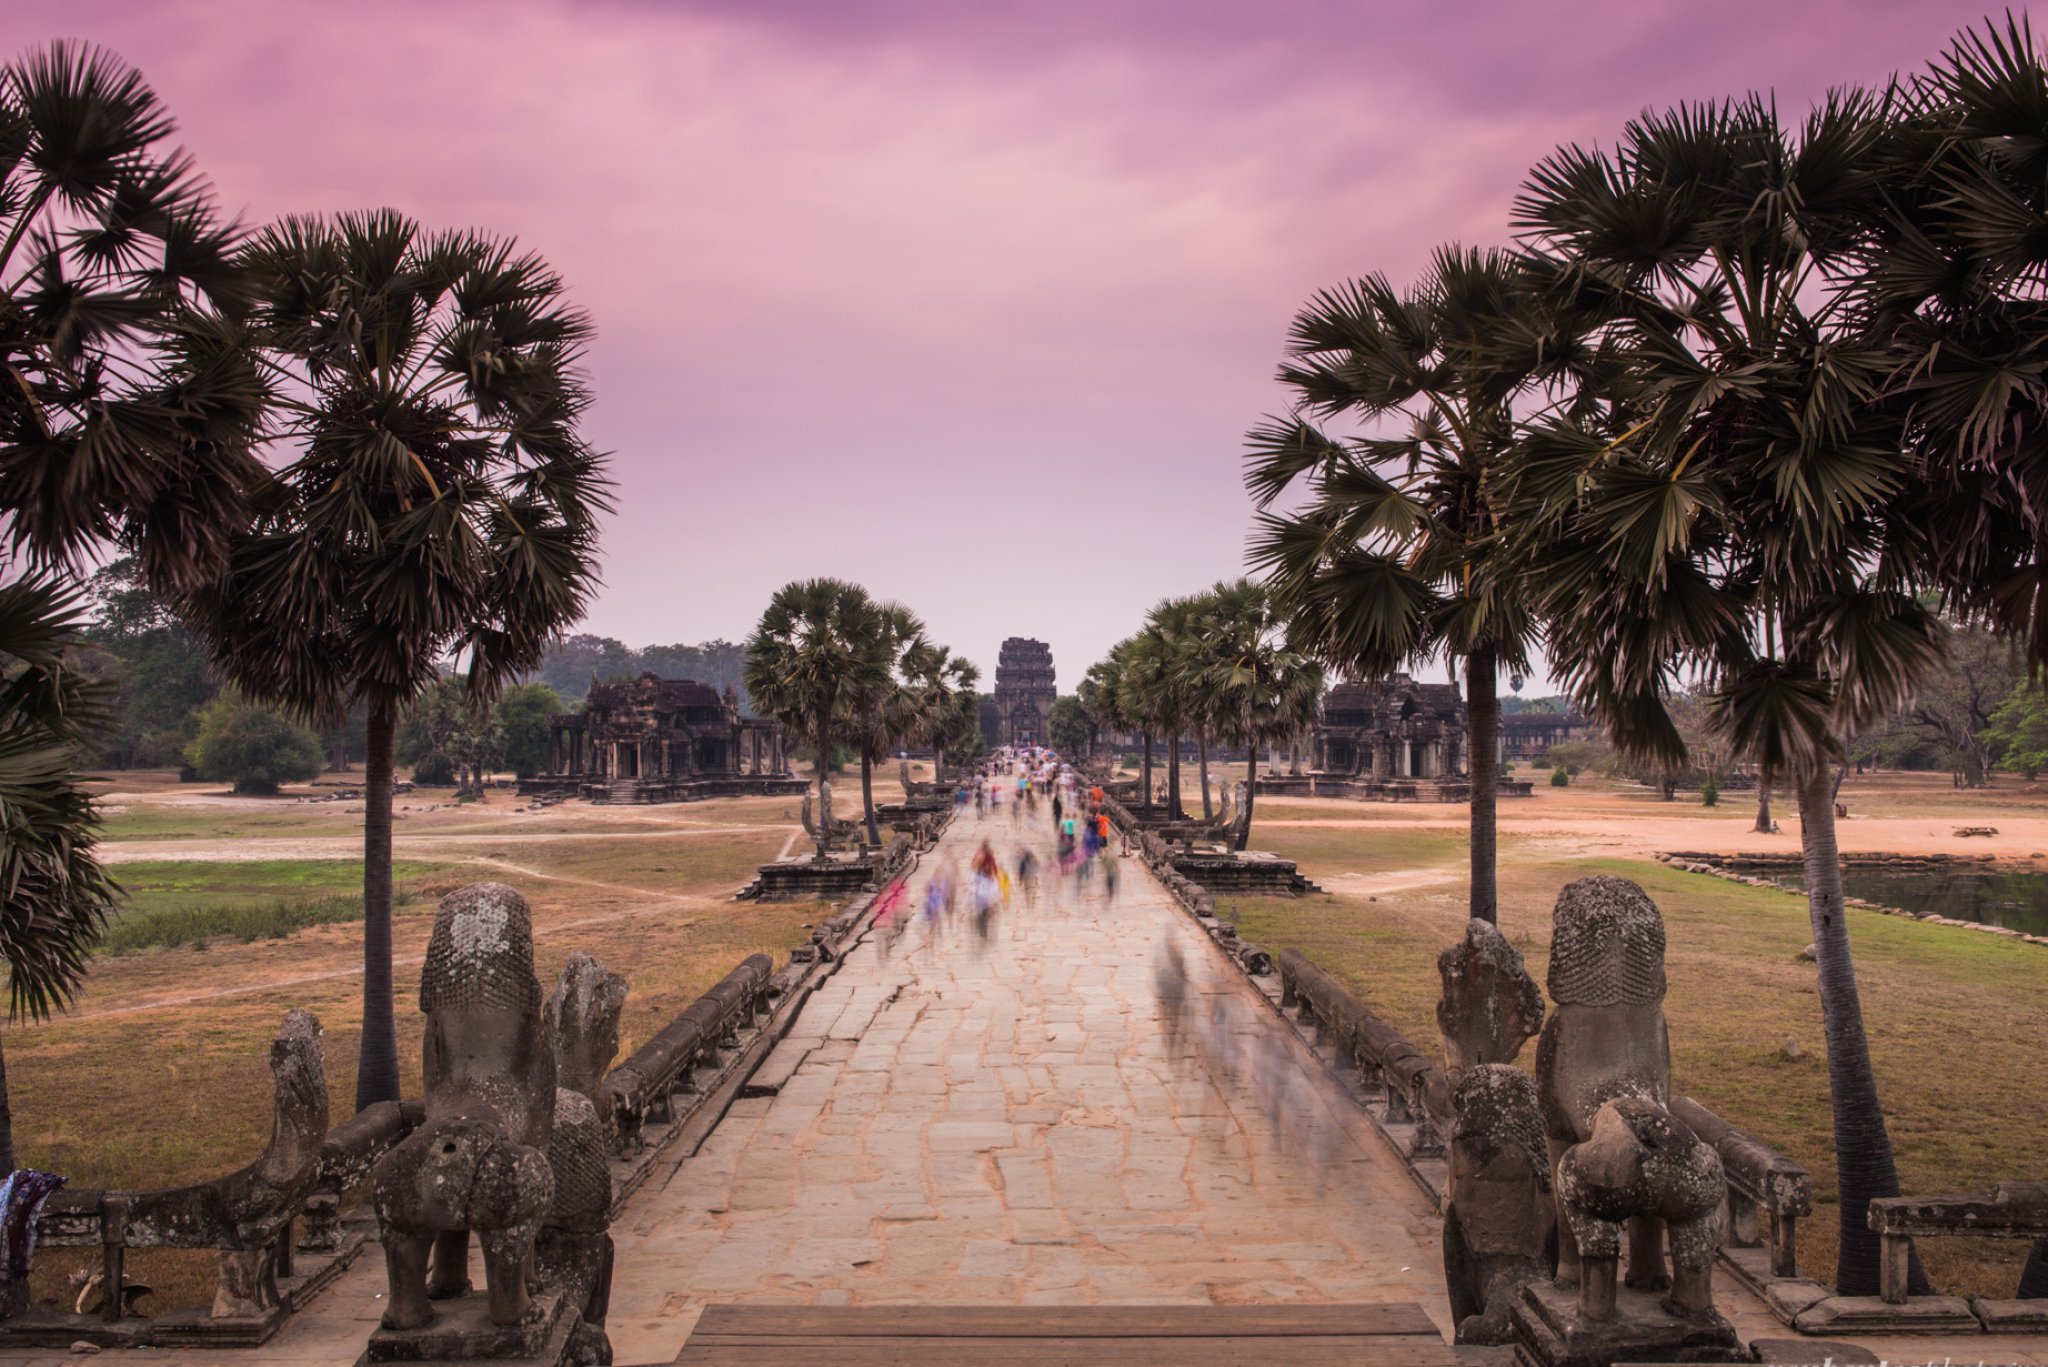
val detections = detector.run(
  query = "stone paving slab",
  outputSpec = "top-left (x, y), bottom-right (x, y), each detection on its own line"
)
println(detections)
top-left (602, 805), bottom-right (1452, 1365)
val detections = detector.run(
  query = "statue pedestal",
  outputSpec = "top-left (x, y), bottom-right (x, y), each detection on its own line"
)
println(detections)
top-left (363, 1289), bottom-right (571, 1364)
top-left (751, 851), bottom-right (884, 900)
top-left (1510, 1279), bottom-right (1743, 1367)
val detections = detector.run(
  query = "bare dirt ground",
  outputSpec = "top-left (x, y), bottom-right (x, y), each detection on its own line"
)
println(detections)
top-left (1251, 767), bottom-right (2048, 861)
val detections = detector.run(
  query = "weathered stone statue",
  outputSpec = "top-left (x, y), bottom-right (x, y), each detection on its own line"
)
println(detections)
top-left (547, 952), bottom-right (628, 1130)
top-left (800, 789), bottom-right (860, 851)
top-left (1443, 1064), bottom-right (1554, 1345)
top-left (1555, 1098), bottom-right (1724, 1321)
top-left (539, 954), bottom-right (623, 1360)
top-left (1511, 877), bottom-right (1743, 1367)
top-left (211, 1009), bottom-right (330, 1318)
top-left (537, 1089), bottom-right (615, 1362)
top-left (373, 884), bottom-right (557, 1330)
top-left (1533, 875), bottom-right (1671, 1290)
top-left (1436, 918), bottom-right (1545, 1073)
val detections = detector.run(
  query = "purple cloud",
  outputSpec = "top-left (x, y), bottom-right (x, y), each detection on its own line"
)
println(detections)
top-left (16, 0), bottom-right (2004, 687)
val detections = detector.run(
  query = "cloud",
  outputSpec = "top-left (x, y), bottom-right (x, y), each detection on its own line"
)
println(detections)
top-left (14, 0), bottom-right (2004, 685)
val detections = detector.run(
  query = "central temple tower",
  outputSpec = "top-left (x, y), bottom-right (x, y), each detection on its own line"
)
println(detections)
top-left (992, 637), bottom-right (1056, 748)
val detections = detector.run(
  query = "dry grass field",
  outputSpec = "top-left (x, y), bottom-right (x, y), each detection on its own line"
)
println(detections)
top-left (1222, 769), bottom-right (2048, 1300)
top-left (15, 762), bottom-right (2042, 1311)
top-left (11, 765), bottom-right (868, 1314)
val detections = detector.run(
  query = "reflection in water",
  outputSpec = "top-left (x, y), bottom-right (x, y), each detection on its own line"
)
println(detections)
top-left (1768, 864), bottom-right (2048, 936)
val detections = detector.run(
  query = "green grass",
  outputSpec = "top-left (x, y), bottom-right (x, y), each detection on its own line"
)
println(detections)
top-left (1225, 823), bottom-right (2048, 1299)
top-left (103, 859), bottom-right (450, 953)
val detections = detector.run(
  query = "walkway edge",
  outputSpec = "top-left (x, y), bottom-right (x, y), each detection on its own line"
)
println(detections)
top-left (617, 819), bottom-right (946, 1211)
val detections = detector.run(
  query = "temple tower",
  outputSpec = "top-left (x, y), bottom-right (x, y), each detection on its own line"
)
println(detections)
top-left (993, 638), bottom-right (1056, 748)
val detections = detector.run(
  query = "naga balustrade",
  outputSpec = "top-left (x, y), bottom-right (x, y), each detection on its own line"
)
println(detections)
top-left (1669, 1096), bottom-right (1812, 1280)
top-left (1276, 948), bottom-right (1451, 1154)
top-left (1869, 1183), bottom-right (2048, 1308)
top-left (603, 953), bottom-right (774, 1153)
top-left (24, 1095), bottom-right (421, 1342)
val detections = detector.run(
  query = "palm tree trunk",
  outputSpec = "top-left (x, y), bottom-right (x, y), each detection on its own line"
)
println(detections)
top-left (1467, 648), bottom-right (1498, 925)
top-left (356, 696), bottom-right (401, 1112)
top-left (1167, 732), bottom-right (1184, 820)
top-left (814, 721), bottom-right (833, 859)
top-left (1754, 779), bottom-right (1772, 833)
top-left (861, 750), bottom-right (879, 847)
top-left (1239, 730), bottom-right (1258, 852)
top-left (1142, 733), bottom-right (1155, 810)
top-left (1198, 732), bottom-right (1213, 820)
top-left (2019, 1238), bottom-right (2048, 1297)
top-left (0, 1028), bottom-right (15, 1174)
top-left (1795, 761), bottom-right (1928, 1296)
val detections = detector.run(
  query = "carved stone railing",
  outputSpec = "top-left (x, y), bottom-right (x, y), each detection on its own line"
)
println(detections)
top-left (1869, 1183), bottom-right (2048, 1328)
top-left (603, 954), bottom-right (774, 1157)
top-left (1668, 1096), bottom-right (1811, 1281)
top-left (1276, 949), bottom-right (1451, 1159)
top-left (17, 1099), bottom-right (420, 1349)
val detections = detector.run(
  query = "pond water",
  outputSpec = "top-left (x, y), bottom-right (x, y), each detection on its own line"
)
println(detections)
top-left (1767, 865), bottom-right (2048, 937)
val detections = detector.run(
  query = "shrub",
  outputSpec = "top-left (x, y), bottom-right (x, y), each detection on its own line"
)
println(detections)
top-left (411, 752), bottom-right (456, 786)
top-left (1701, 773), bottom-right (1720, 806)
top-left (1531, 757), bottom-right (1552, 769)
top-left (495, 681), bottom-right (561, 779)
top-left (1550, 767), bottom-right (1570, 787)
top-left (185, 696), bottom-right (324, 794)
top-left (105, 886), bottom-right (416, 954)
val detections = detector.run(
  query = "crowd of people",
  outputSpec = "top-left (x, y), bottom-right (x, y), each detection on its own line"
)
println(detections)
top-left (864, 745), bottom-right (1341, 1178)
top-left (876, 745), bottom-right (1126, 956)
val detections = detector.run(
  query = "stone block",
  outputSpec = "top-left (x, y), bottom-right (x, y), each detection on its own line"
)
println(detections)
top-left (1972, 1296), bottom-right (2048, 1332)
top-left (364, 1289), bottom-right (567, 1363)
top-left (1509, 1278), bottom-right (1743, 1367)
top-left (1790, 1293), bottom-right (1981, 1335)
top-left (1745, 1339), bottom-right (1881, 1365)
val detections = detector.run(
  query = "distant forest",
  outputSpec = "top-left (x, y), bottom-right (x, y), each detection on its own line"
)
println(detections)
top-left (528, 633), bottom-right (753, 711)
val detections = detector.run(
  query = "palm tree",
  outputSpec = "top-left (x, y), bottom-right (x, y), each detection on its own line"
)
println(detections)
top-left (1127, 599), bottom-right (1203, 820)
top-left (0, 580), bottom-right (120, 1175)
top-left (1199, 578), bottom-right (1326, 849)
top-left (1078, 647), bottom-right (1131, 774)
top-left (1174, 588), bottom-right (1223, 819)
top-left (1084, 639), bottom-right (1149, 795)
top-left (1509, 89), bottom-right (1942, 1297)
top-left (743, 579), bottom-right (887, 859)
top-left (1853, 18), bottom-right (2048, 672)
top-left (0, 44), bottom-right (265, 1170)
top-left (183, 211), bottom-right (610, 1111)
top-left (1247, 247), bottom-right (1567, 923)
top-left (842, 604), bottom-right (925, 846)
top-left (903, 641), bottom-right (979, 783)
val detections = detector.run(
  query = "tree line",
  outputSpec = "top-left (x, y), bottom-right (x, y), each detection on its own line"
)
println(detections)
top-left (1073, 579), bottom-right (1324, 848)
top-left (528, 632), bottom-right (751, 709)
top-left (1234, 16), bottom-right (2048, 1295)
top-left (75, 560), bottom-right (773, 793)
top-left (741, 578), bottom-right (980, 854)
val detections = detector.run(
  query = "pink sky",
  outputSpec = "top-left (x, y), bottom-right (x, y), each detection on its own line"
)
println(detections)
top-left (13, 0), bottom-right (2004, 691)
